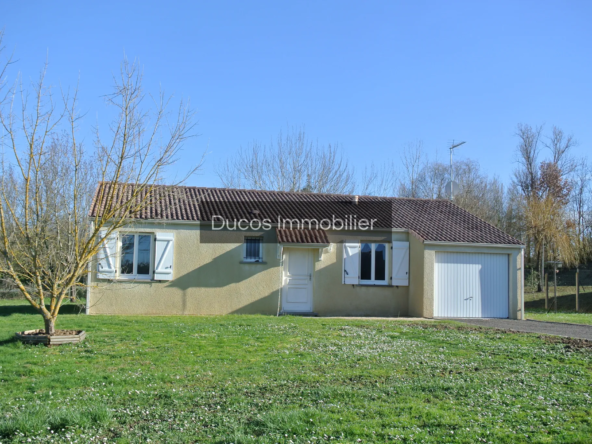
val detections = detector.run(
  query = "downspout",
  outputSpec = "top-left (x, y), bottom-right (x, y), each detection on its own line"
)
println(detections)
top-left (86, 221), bottom-right (94, 315)
top-left (276, 244), bottom-right (284, 316)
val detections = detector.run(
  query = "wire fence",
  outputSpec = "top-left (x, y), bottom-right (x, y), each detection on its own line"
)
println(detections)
top-left (525, 266), bottom-right (592, 288)
top-left (525, 265), bottom-right (592, 313)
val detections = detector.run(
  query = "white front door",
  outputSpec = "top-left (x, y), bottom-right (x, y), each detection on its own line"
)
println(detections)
top-left (434, 252), bottom-right (509, 318)
top-left (282, 248), bottom-right (313, 313)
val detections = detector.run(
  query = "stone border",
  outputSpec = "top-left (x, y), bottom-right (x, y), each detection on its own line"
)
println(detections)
top-left (15, 330), bottom-right (86, 346)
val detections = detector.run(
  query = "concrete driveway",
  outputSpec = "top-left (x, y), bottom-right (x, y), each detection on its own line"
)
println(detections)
top-left (448, 318), bottom-right (592, 341)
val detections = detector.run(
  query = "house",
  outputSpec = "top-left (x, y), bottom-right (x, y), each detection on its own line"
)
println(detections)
top-left (86, 183), bottom-right (525, 319)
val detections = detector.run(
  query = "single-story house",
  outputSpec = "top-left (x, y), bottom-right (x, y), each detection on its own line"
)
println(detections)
top-left (86, 183), bottom-right (525, 319)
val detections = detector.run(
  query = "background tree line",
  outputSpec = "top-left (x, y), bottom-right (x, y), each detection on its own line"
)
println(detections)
top-left (218, 125), bottom-right (592, 279)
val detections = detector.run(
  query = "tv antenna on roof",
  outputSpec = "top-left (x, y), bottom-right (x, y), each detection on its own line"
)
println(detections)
top-left (447, 140), bottom-right (466, 200)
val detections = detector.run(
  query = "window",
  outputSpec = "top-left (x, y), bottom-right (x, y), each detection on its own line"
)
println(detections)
top-left (243, 237), bottom-right (263, 262)
top-left (119, 233), bottom-right (153, 278)
top-left (360, 243), bottom-right (388, 285)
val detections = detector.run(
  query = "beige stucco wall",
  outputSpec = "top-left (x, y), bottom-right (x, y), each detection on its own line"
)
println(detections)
top-left (88, 223), bottom-right (410, 317)
top-left (420, 243), bottom-right (524, 320)
top-left (408, 234), bottom-right (425, 317)
top-left (314, 231), bottom-right (409, 317)
top-left (89, 222), bottom-right (523, 319)
top-left (89, 223), bottom-right (281, 315)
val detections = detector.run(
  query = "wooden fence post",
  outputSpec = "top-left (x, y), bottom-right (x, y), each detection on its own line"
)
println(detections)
top-left (545, 273), bottom-right (549, 311)
top-left (576, 270), bottom-right (579, 313)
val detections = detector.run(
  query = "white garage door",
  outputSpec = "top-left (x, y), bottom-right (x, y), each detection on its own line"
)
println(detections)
top-left (434, 252), bottom-right (509, 318)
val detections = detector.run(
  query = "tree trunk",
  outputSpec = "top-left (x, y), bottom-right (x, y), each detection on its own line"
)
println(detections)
top-left (44, 317), bottom-right (56, 336)
top-left (535, 248), bottom-right (542, 292)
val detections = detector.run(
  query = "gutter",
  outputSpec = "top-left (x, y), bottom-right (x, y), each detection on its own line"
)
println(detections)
top-left (87, 217), bottom-right (409, 233)
top-left (276, 243), bottom-right (330, 248)
top-left (423, 241), bottom-right (525, 249)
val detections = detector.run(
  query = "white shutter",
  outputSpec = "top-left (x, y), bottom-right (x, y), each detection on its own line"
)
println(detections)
top-left (97, 229), bottom-right (117, 279)
top-left (392, 241), bottom-right (409, 286)
top-left (154, 232), bottom-right (174, 281)
top-left (343, 241), bottom-right (360, 285)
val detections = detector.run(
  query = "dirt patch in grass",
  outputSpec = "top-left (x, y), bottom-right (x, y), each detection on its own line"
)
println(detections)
top-left (541, 335), bottom-right (592, 350)
top-left (421, 322), bottom-right (524, 335)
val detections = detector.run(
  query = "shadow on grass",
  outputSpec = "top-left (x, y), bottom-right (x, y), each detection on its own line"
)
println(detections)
top-left (0, 337), bottom-right (18, 346)
top-left (525, 290), bottom-right (592, 313)
top-left (0, 303), bottom-right (84, 317)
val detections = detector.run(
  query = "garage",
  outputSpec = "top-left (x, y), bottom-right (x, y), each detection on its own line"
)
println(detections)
top-left (434, 252), bottom-right (509, 318)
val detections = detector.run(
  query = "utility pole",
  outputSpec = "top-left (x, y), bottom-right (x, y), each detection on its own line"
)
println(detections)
top-left (449, 141), bottom-right (466, 200)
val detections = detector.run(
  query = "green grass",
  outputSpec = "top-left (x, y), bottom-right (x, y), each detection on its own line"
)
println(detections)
top-left (525, 284), bottom-right (592, 325)
top-left (526, 311), bottom-right (592, 325)
top-left (0, 300), bottom-right (591, 443)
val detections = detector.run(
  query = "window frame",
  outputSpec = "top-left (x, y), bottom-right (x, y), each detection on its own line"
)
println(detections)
top-left (242, 236), bottom-right (263, 262)
top-left (359, 242), bottom-right (389, 286)
top-left (117, 233), bottom-right (154, 280)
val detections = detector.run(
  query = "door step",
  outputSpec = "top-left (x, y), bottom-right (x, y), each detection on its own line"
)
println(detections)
top-left (280, 312), bottom-right (318, 317)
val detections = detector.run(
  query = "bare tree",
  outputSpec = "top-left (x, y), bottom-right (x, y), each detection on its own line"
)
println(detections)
top-left (359, 161), bottom-right (399, 197)
top-left (398, 141), bottom-right (425, 198)
top-left (569, 159), bottom-right (592, 263)
top-left (396, 152), bottom-right (510, 231)
top-left (503, 183), bottom-right (527, 239)
top-left (544, 126), bottom-right (577, 176)
top-left (512, 123), bottom-right (579, 289)
top-left (452, 162), bottom-right (507, 228)
top-left (420, 158), bottom-right (509, 229)
top-left (0, 35), bottom-right (199, 335)
top-left (217, 127), bottom-right (354, 194)
top-left (513, 123), bottom-right (543, 200)
top-left (417, 161), bottom-right (448, 200)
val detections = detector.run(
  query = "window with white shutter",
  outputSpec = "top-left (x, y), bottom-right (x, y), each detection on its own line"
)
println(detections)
top-left (391, 241), bottom-right (409, 286)
top-left (154, 232), bottom-right (175, 281)
top-left (119, 233), bottom-right (153, 279)
top-left (97, 229), bottom-right (118, 280)
top-left (360, 243), bottom-right (388, 285)
top-left (343, 241), bottom-right (360, 284)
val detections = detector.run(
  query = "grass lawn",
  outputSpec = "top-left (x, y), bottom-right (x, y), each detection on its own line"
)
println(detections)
top-left (525, 284), bottom-right (592, 325)
top-left (1, 300), bottom-right (591, 443)
top-left (526, 311), bottom-right (592, 326)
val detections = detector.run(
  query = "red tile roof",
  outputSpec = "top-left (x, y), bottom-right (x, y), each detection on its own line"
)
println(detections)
top-left (89, 183), bottom-right (522, 245)
top-left (276, 228), bottom-right (330, 245)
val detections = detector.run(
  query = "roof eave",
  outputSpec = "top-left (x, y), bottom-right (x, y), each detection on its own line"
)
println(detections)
top-left (277, 242), bottom-right (330, 248)
top-left (423, 241), bottom-right (525, 249)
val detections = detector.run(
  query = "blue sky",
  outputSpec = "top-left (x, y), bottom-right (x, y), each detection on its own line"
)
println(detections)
top-left (3, 0), bottom-right (591, 188)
